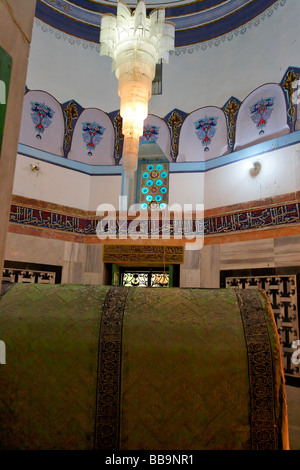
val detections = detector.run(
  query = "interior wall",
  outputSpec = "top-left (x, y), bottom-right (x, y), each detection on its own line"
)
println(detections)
top-left (13, 155), bottom-right (91, 210)
top-left (151, 0), bottom-right (300, 116)
top-left (13, 155), bottom-right (122, 211)
top-left (4, 232), bottom-right (105, 285)
top-left (89, 174), bottom-right (122, 212)
top-left (200, 234), bottom-right (300, 288)
top-left (204, 145), bottom-right (300, 210)
top-left (26, 1), bottom-right (300, 117)
top-left (169, 172), bottom-right (204, 208)
top-left (0, 0), bottom-right (36, 284)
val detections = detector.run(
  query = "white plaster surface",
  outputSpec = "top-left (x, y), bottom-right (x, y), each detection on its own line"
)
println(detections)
top-left (26, 1), bottom-right (300, 117)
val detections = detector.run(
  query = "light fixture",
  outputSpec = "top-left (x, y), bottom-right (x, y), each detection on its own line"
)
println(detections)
top-left (30, 164), bottom-right (39, 172)
top-left (100, 0), bottom-right (175, 179)
top-left (249, 161), bottom-right (261, 177)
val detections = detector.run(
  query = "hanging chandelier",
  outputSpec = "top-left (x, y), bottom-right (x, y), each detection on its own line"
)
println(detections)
top-left (100, 0), bottom-right (175, 179)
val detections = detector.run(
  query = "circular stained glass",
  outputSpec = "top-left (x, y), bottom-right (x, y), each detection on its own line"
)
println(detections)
top-left (161, 171), bottom-right (167, 178)
top-left (156, 179), bottom-right (162, 186)
top-left (155, 195), bottom-right (162, 202)
top-left (141, 203), bottom-right (148, 210)
top-left (160, 186), bottom-right (167, 194)
top-left (146, 180), bottom-right (153, 186)
top-left (146, 195), bottom-right (153, 202)
top-left (160, 202), bottom-right (167, 209)
top-left (142, 187), bottom-right (149, 194)
top-left (156, 164), bottom-right (163, 171)
top-left (147, 164), bottom-right (154, 171)
top-left (143, 172), bottom-right (149, 179)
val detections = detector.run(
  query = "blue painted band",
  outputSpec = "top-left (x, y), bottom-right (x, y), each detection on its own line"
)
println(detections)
top-left (36, 0), bottom-right (280, 47)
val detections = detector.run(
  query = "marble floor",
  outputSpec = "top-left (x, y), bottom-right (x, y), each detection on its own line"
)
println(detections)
top-left (286, 385), bottom-right (300, 450)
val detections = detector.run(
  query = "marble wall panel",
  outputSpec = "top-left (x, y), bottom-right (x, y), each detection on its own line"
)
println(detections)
top-left (84, 244), bottom-right (102, 273)
top-left (219, 238), bottom-right (275, 270)
top-left (180, 247), bottom-right (201, 287)
top-left (82, 272), bottom-right (102, 285)
top-left (274, 235), bottom-right (300, 267)
top-left (61, 260), bottom-right (83, 284)
top-left (200, 245), bottom-right (220, 288)
top-left (63, 241), bottom-right (84, 264)
top-left (5, 232), bottom-right (65, 266)
top-left (180, 268), bottom-right (200, 288)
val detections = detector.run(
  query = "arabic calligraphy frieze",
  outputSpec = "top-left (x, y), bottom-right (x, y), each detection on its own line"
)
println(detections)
top-left (9, 205), bottom-right (97, 235)
top-left (204, 203), bottom-right (300, 235)
top-left (103, 245), bottom-right (184, 264)
top-left (9, 202), bottom-right (300, 238)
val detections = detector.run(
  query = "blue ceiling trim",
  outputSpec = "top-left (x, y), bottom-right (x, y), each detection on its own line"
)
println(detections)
top-left (36, 1), bottom-right (101, 42)
top-left (174, 0), bottom-right (252, 31)
top-left (155, 0), bottom-right (241, 17)
top-left (39, 0), bottom-right (253, 31)
top-left (35, 0), bottom-right (281, 47)
top-left (175, 0), bottom-right (278, 46)
top-left (65, 0), bottom-right (237, 17)
top-left (57, 0), bottom-right (115, 14)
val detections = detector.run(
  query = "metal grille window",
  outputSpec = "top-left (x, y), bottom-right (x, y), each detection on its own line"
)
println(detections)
top-left (221, 267), bottom-right (300, 386)
top-left (121, 270), bottom-right (169, 287)
top-left (2, 261), bottom-right (62, 285)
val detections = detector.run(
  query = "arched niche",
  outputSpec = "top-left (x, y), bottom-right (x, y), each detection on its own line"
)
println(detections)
top-left (234, 83), bottom-right (290, 151)
top-left (68, 108), bottom-right (114, 165)
top-left (139, 114), bottom-right (172, 162)
top-left (177, 106), bottom-right (230, 162)
top-left (19, 90), bottom-right (64, 156)
top-left (119, 114), bottom-right (172, 165)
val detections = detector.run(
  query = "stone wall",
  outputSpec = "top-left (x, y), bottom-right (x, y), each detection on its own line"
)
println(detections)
top-left (0, 0), bottom-right (36, 283)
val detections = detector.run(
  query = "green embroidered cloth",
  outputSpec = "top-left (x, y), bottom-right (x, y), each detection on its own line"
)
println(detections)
top-left (0, 284), bottom-right (289, 450)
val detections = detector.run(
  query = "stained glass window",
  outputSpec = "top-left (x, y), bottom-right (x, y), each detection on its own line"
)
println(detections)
top-left (139, 161), bottom-right (169, 210)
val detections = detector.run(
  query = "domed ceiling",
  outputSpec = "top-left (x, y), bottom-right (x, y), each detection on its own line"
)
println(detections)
top-left (35, 0), bottom-right (282, 47)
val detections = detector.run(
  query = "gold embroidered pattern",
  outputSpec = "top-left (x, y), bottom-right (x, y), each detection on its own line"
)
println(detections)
top-left (235, 288), bottom-right (278, 450)
top-left (94, 286), bottom-right (129, 450)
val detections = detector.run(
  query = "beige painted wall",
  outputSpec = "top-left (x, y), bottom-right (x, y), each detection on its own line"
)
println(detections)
top-left (0, 0), bottom-right (36, 284)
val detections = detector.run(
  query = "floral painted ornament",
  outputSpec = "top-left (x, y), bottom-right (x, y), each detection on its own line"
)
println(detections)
top-left (250, 97), bottom-right (274, 135)
top-left (31, 102), bottom-right (54, 139)
top-left (82, 122), bottom-right (105, 156)
top-left (140, 125), bottom-right (160, 144)
top-left (194, 116), bottom-right (218, 151)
